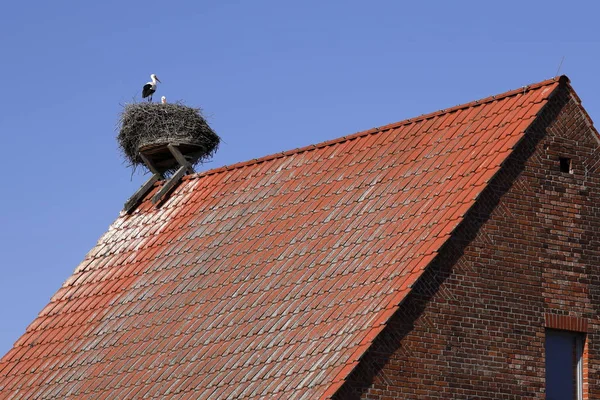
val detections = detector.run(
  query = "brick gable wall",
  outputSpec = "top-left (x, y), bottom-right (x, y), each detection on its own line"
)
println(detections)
top-left (333, 84), bottom-right (600, 399)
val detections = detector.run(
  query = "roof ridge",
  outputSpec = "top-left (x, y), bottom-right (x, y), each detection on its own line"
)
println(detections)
top-left (181, 75), bottom-right (567, 183)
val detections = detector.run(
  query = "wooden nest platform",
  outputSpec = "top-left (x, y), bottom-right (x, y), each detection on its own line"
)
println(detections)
top-left (118, 102), bottom-right (221, 212)
top-left (138, 141), bottom-right (208, 175)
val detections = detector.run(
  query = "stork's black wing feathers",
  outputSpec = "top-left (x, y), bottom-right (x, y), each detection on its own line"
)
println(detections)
top-left (142, 84), bottom-right (155, 98)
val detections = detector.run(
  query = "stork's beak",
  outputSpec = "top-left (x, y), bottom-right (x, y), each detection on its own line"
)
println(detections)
top-left (156, 77), bottom-right (161, 83)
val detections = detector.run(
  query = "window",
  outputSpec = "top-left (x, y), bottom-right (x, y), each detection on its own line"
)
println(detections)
top-left (545, 329), bottom-right (584, 400)
top-left (559, 157), bottom-right (572, 173)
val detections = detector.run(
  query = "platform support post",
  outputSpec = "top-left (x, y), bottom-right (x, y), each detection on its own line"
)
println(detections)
top-left (122, 142), bottom-right (205, 212)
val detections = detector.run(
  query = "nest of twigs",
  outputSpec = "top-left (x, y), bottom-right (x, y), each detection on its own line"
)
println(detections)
top-left (118, 102), bottom-right (220, 173)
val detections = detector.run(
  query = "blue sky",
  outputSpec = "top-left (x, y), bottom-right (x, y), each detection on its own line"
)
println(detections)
top-left (0, 0), bottom-right (599, 356)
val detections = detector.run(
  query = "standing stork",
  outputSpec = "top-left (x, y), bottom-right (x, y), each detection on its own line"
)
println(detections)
top-left (142, 74), bottom-right (161, 102)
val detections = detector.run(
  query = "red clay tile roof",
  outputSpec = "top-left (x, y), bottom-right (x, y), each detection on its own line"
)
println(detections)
top-left (0, 77), bottom-right (563, 399)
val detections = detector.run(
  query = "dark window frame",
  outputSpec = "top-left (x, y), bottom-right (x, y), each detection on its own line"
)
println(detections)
top-left (545, 328), bottom-right (584, 400)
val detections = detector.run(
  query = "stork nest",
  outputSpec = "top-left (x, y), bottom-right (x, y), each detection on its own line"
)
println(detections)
top-left (118, 102), bottom-right (220, 174)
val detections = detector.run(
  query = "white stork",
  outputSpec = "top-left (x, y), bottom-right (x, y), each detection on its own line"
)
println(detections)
top-left (142, 74), bottom-right (161, 102)
top-left (161, 96), bottom-right (167, 104)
